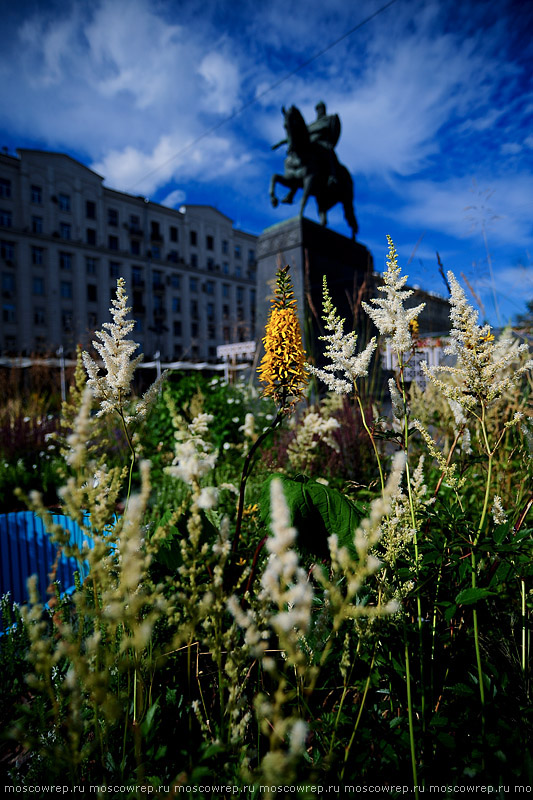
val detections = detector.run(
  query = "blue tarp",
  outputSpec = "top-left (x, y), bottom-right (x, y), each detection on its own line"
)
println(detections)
top-left (0, 511), bottom-right (94, 606)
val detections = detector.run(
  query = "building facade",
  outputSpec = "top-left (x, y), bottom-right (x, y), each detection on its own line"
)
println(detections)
top-left (0, 149), bottom-right (257, 360)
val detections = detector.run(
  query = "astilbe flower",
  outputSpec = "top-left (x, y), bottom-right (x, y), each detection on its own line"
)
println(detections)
top-left (421, 272), bottom-right (532, 410)
top-left (286, 407), bottom-right (340, 472)
top-left (260, 477), bottom-right (314, 637)
top-left (166, 412), bottom-right (217, 486)
top-left (82, 277), bottom-right (164, 422)
top-left (362, 236), bottom-right (425, 354)
top-left (258, 265), bottom-right (307, 409)
top-left (307, 276), bottom-right (377, 393)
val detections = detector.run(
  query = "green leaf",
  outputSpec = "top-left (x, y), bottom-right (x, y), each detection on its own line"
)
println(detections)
top-left (260, 474), bottom-right (365, 560)
top-left (455, 587), bottom-right (496, 605)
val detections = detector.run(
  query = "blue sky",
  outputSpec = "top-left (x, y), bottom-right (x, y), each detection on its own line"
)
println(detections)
top-left (1, 0), bottom-right (532, 326)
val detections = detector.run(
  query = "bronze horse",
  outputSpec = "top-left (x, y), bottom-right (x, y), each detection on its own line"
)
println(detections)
top-left (269, 105), bottom-right (358, 239)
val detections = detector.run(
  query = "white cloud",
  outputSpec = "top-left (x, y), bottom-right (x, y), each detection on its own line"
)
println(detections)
top-left (197, 52), bottom-right (241, 114)
top-left (395, 175), bottom-right (533, 246)
top-left (93, 130), bottom-right (253, 195)
top-left (501, 142), bottom-right (522, 155)
top-left (161, 189), bottom-right (186, 208)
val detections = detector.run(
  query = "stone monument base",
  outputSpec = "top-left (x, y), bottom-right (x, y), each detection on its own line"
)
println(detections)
top-left (255, 217), bottom-right (374, 366)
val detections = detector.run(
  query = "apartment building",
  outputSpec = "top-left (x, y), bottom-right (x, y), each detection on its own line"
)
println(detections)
top-left (0, 149), bottom-right (257, 360)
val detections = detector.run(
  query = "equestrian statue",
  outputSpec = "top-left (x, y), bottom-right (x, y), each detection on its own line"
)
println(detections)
top-left (269, 102), bottom-right (358, 239)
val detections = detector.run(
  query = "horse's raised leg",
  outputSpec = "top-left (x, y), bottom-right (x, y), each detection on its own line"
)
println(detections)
top-left (270, 174), bottom-right (297, 208)
top-left (269, 174), bottom-right (280, 208)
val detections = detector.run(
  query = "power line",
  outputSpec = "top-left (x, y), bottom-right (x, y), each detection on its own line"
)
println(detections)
top-left (127, 0), bottom-right (401, 192)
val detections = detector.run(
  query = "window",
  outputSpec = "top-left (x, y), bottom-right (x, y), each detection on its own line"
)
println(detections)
top-left (2, 272), bottom-right (15, 294)
top-left (206, 235), bottom-right (214, 250)
top-left (191, 321), bottom-right (199, 338)
top-left (189, 277), bottom-right (198, 293)
top-left (0, 178), bottom-right (11, 198)
top-left (152, 269), bottom-right (163, 288)
top-left (60, 281), bottom-right (72, 299)
top-left (207, 302), bottom-right (215, 320)
top-left (237, 306), bottom-right (244, 321)
top-left (222, 283), bottom-right (230, 298)
top-left (222, 262), bottom-right (229, 274)
top-left (172, 296), bottom-right (181, 313)
top-left (208, 324), bottom-right (216, 340)
top-left (60, 222), bottom-right (71, 240)
top-left (170, 226), bottom-right (178, 242)
top-left (58, 193), bottom-right (70, 212)
top-left (108, 235), bottom-right (119, 250)
top-left (168, 250), bottom-right (178, 263)
top-left (59, 252), bottom-right (72, 271)
top-left (31, 185), bottom-right (42, 204)
top-left (34, 307), bottom-right (45, 326)
top-left (86, 257), bottom-right (97, 274)
top-left (223, 304), bottom-right (230, 319)
top-left (88, 312), bottom-right (97, 330)
top-left (0, 209), bottom-right (12, 227)
top-left (108, 208), bottom-right (118, 226)
top-left (190, 230), bottom-right (197, 246)
top-left (2, 303), bottom-right (15, 323)
top-left (190, 253), bottom-right (198, 268)
top-left (86, 200), bottom-right (96, 219)
top-left (235, 265), bottom-right (242, 278)
top-left (32, 216), bottom-right (43, 234)
top-left (222, 240), bottom-right (229, 255)
top-left (132, 292), bottom-right (144, 313)
top-left (109, 261), bottom-right (120, 279)
top-left (32, 246), bottom-right (44, 266)
top-left (87, 284), bottom-right (98, 302)
top-left (248, 249), bottom-right (255, 265)
top-left (173, 320), bottom-right (182, 336)
top-left (237, 286), bottom-right (244, 304)
top-left (33, 276), bottom-right (45, 296)
top-left (206, 280), bottom-right (215, 295)
top-left (173, 343), bottom-right (183, 358)
top-left (86, 228), bottom-right (96, 245)
top-left (132, 266), bottom-right (144, 287)
top-left (151, 244), bottom-right (161, 260)
top-left (62, 310), bottom-right (73, 332)
top-left (1, 240), bottom-right (14, 261)
top-left (170, 273), bottom-right (180, 289)
top-left (150, 221), bottom-right (161, 240)
top-left (190, 299), bottom-right (199, 319)
top-left (234, 245), bottom-right (241, 259)
top-left (130, 239), bottom-right (140, 255)
top-left (129, 214), bottom-right (140, 232)
top-left (207, 257), bottom-right (215, 271)
top-left (153, 294), bottom-right (163, 313)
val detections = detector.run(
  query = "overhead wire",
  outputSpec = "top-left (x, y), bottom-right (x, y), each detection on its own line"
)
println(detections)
top-left (127, 0), bottom-right (401, 192)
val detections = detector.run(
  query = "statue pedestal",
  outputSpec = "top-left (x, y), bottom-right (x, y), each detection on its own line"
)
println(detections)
top-left (255, 217), bottom-right (374, 365)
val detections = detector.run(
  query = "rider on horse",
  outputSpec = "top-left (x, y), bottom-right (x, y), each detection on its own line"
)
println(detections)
top-left (307, 102), bottom-right (341, 187)
top-left (272, 101), bottom-right (341, 190)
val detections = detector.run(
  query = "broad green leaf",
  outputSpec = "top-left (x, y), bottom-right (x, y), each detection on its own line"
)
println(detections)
top-left (455, 587), bottom-right (496, 605)
top-left (260, 474), bottom-right (365, 560)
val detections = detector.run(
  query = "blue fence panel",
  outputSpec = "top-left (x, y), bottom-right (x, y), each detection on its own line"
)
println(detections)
top-left (0, 511), bottom-right (94, 606)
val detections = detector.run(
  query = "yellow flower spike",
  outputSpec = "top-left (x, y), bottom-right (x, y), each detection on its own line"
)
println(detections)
top-left (258, 265), bottom-right (307, 410)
